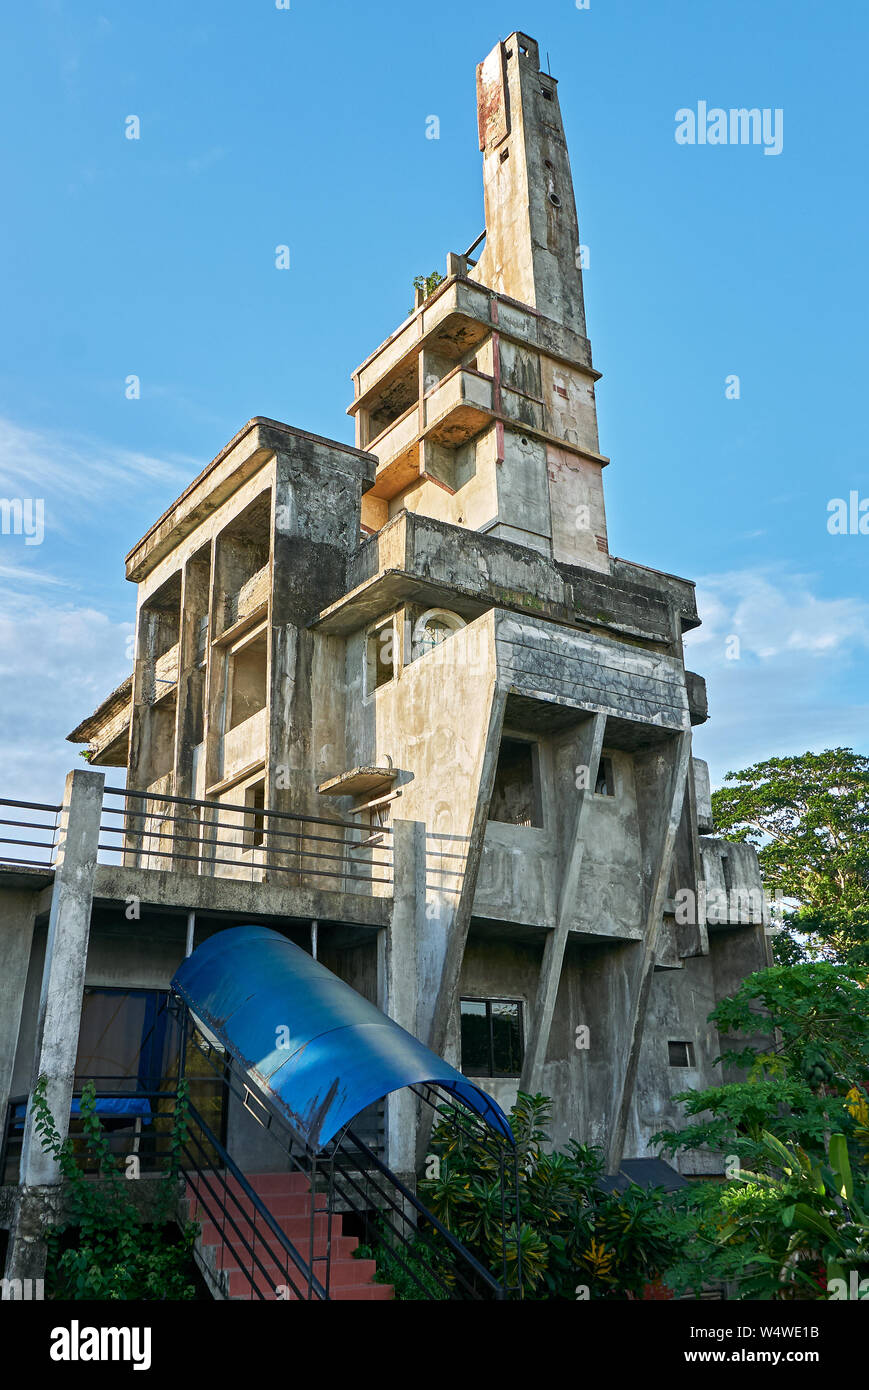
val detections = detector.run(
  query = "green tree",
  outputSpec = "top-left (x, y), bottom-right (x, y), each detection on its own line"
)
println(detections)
top-left (655, 962), bottom-right (869, 1169)
top-left (710, 748), bottom-right (869, 964)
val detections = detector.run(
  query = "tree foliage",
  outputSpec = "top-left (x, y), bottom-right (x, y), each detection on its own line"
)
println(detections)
top-left (710, 748), bottom-right (869, 963)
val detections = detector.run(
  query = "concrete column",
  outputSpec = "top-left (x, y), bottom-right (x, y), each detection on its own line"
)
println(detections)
top-left (0, 891), bottom-right (37, 1126)
top-left (381, 818), bottom-right (425, 1183)
top-left (19, 768), bottom-right (103, 1186)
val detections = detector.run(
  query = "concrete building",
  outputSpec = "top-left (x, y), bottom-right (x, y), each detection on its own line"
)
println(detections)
top-left (1, 32), bottom-right (769, 1285)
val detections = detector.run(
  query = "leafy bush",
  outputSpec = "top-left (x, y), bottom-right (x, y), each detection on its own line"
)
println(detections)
top-left (420, 1092), bottom-right (693, 1299)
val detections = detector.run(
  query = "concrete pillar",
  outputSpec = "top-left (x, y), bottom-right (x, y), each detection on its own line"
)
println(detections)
top-left (381, 818), bottom-right (425, 1183)
top-left (18, 768), bottom-right (103, 1186)
top-left (0, 891), bottom-right (37, 1126)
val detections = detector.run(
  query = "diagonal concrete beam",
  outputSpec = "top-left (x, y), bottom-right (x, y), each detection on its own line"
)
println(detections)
top-left (607, 729), bottom-right (692, 1172)
top-left (427, 686), bottom-right (508, 1061)
top-left (520, 712), bottom-right (606, 1093)
top-left (416, 686), bottom-right (507, 1169)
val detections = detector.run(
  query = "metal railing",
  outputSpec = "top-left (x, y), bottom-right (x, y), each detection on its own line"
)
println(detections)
top-left (182, 1099), bottom-right (328, 1302)
top-left (99, 784), bottom-right (393, 890)
top-left (0, 797), bottom-right (60, 870)
top-left (0, 1079), bottom-right (181, 1185)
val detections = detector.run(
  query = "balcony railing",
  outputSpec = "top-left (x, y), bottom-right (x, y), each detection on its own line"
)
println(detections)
top-left (0, 797), bottom-right (60, 869)
top-left (0, 784), bottom-right (393, 893)
top-left (99, 785), bottom-right (393, 891)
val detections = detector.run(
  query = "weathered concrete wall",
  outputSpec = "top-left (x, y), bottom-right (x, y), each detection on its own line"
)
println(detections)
top-left (0, 891), bottom-right (38, 1125)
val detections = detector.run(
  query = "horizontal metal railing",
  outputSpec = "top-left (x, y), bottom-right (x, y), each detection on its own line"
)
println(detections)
top-left (0, 798), bottom-right (61, 870)
top-left (0, 1078), bottom-right (182, 1184)
top-left (99, 784), bottom-right (393, 889)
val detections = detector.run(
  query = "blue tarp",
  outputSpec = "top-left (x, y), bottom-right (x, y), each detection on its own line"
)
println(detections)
top-left (171, 925), bottom-right (514, 1150)
top-left (13, 1098), bottom-right (152, 1125)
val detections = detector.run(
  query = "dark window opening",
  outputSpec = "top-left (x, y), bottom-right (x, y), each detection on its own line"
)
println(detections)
top-left (500, 147), bottom-right (510, 162)
top-left (489, 737), bottom-right (542, 827)
top-left (228, 630), bottom-right (268, 730)
top-left (668, 1040), bottom-right (695, 1068)
top-left (721, 853), bottom-right (733, 895)
top-left (594, 755), bottom-right (615, 797)
top-left (366, 621), bottom-right (396, 692)
top-left (461, 998), bottom-right (524, 1077)
top-left (244, 780), bottom-right (266, 850)
top-left (541, 88), bottom-right (553, 101)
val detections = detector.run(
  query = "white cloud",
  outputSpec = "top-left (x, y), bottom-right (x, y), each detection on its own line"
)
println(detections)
top-left (0, 588), bottom-right (132, 804)
top-left (685, 568), bottom-right (869, 785)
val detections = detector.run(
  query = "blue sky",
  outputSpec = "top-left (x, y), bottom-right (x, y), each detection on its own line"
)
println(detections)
top-left (0, 0), bottom-right (867, 801)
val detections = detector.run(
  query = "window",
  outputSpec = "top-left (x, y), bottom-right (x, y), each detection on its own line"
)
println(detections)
top-left (721, 853), bottom-right (733, 895)
top-left (594, 755), bottom-right (615, 797)
top-left (194, 615), bottom-right (209, 667)
top-left (244, 779), bottom-right (266, 850)
top-left (366, 619), bottom-right (396, 693)
top-left (668, 1040), bottom-right (695, 1068)
top-left (76, 988), bottom-right (173, 1093)
top-left (489, 737), bottom-right (542, 827)
top-left (461, 999), bottom-right (524, 1077)
top-left (411, 607), bottom-right (465, 660)
top-left (227, 629), bottom-right (268, 730)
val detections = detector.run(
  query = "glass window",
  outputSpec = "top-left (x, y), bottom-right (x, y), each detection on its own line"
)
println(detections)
top-left (75, 988), bottom-right (173, 1092)
top-left (461, 998), bottom-right (524, 1077)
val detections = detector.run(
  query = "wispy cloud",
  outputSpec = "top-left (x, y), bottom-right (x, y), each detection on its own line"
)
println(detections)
top-left (686, 567), bottom-right (869, 785)
top-left (0, 415), bottom-right (197, 536)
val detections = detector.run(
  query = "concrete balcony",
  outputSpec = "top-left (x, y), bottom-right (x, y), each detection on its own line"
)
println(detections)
top-left (365, 369), bottom-right (496, 502)
top-left (423, 366), bottom-right (494, 446)
top-left (222, 563), bottom-right (270, 636)
top-left (366, 405), bottom-right (421, 500)
top-left (67, 676), bottom-right (133, 767)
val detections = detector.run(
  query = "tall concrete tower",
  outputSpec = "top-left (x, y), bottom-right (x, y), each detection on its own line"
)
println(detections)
top-left (349, 31), bottom-right (609, 575)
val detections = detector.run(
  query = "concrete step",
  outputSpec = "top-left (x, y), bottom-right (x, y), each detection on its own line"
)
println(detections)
top-left (188, 1166), bottom-right (392, 1300)
top-left (203, 1228), bottom-right (358, 1268)
top-left (226, 1258), bottom-right (389, 1300)
top-left (187, 1185), bottom-right (328, 1220)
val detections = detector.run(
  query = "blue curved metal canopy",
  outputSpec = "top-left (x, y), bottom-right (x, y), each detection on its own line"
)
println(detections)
top-left (171, 925), bottom-right (514, 1150)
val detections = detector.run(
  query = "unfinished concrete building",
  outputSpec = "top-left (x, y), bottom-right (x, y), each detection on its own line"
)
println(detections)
top-left (0, 32), bottom-right (770, 1295)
